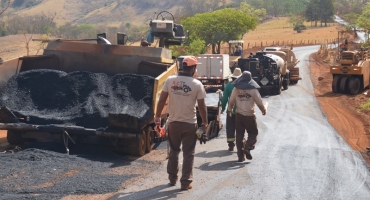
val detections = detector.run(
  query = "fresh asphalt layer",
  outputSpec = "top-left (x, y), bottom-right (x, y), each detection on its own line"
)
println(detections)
top-left (110, 45), bottom-right (370, 200)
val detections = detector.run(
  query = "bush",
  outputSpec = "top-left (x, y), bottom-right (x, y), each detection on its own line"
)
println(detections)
top-left (293, 24), bottom-right (306, 33)
top-left (360, 99), bottom-right (370, 111)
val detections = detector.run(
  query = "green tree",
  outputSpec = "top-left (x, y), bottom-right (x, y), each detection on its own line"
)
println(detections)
top-left (319, 0), bottom-right (334, 26)
top-left (344, 12), bottom-right (360, 36)
top-left (356, 2), bottom-right (370, 44)
top-left (305, 0), bottom-right (320, 26)
top-left (182, 8), bottom-right (257, 54)
top-left (0, 0), bottom-right (11, 16)
top-left (239, 2), bottom-right (267, 22)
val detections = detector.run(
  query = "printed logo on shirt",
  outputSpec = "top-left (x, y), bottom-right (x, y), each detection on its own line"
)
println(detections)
top-left (237, 91), bottom-right (252, 101)
top-left (171, 81), bottom-right (192, 96)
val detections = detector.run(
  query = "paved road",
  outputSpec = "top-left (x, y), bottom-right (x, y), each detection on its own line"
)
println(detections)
top-left (110, 45), bottom-right (370, 200)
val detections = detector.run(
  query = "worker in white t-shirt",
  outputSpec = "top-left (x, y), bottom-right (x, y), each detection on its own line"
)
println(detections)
top-left (154, 56), bottom-right (208, 190)
top-left (228, 71), bottom-right (266, 162)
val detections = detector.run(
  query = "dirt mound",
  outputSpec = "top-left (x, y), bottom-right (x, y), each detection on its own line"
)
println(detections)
top-left (0, 69), bottom-right (154, 129)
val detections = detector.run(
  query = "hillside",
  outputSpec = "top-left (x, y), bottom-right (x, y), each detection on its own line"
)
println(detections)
top-left (4, 0), bottom-right (183, 26)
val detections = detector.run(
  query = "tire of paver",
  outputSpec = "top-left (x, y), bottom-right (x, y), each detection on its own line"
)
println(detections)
top-left (146, 126), bottom-right (154, 153)
top-left (332, 75), bottom-right (341, 93)
top-left (7, 130), bottom-right (25, 145)
top-left (129, 130), bottom-right (147, 156)
top-left (339, 76), bottom-right (349, 93)
top-left (348, 77), bottom-right (360, 95)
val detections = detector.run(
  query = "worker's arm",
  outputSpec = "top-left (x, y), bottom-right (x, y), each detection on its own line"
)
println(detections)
top-left (227, 88), bottom-right (236, 113)
top-left (253, 89), bottom-right (266, 115)
top-left (154, 91), bottom-right (169, 125)
top-left (197, 98), bottom-right (208, 132)
top-left (221, 83), bottom-right (230, 113)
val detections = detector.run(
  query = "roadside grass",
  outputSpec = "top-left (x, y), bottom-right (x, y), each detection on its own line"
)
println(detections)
top-left (360, 100), bottom-right (370, 111)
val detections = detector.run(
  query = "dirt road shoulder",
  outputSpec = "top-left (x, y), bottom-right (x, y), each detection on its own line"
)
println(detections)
top-left (309, 53), bottom-right (370, 166)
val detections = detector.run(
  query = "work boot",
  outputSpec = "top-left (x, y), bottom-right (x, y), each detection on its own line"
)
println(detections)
top-left (237, 157), bottom-right (245, 162)
top-left (244, 150), bottom-right (252, 160)
top-left (169, 179), bottom-right (177, 186)
top-left (181, 184), bottom-right (192, 190)
top-left (228, 142), bottom-right (235, 151)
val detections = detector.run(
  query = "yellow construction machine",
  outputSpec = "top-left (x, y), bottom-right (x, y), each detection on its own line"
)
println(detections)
top-left (330, 49), bottom-right (370, 95)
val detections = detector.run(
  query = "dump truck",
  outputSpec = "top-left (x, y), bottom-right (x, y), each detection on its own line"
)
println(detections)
top-left (194, 54), bottom-right (230, 90)
top-left (0, 11), bottom-right (222, 156)
top-left (330, 49), bottom-right (370, 95)
top-left (263, 46), bottom-right (301, 85)
top-left (238, 51), bottom-right (287, 95)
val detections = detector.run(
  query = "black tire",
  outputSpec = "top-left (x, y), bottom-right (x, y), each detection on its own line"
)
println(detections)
top-left (274, 78), bottom-right (282, 95)
top-left (129, 130), bottom-right (147, 156)
top-left (283, 72), bottom-right (290, 90)
top-left (348, 77), bottom-right (361, 95)
top-left (7, 130), bottom-right (25, 145)
top-left (332, 76), bottom-right (341, 93)
top-left (339, 76), bottom-right (349, 94)
top-left (145, 126), bottom-right (154, 153)
top-left (290, 80), bottom-right (298, 84)
top-left (282, 80), bottom-right (289, 90)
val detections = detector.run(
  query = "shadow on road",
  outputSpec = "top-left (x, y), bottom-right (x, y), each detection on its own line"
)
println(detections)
top-left (109, 184), bottom-right (184, 200)
top-left (196, 150), bottom-right (233, 158)
top-left (197, 160), bottom-right (249, 171)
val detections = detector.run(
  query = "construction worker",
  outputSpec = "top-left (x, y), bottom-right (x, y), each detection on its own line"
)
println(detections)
top-left (228, 71), bottom-right (266, 162)
top-left (340, 39), bottom-right (349, 52)
top-left (221, 68), bottom-right (242, 151)
top-left (154, 56), bottom-right (208, 190)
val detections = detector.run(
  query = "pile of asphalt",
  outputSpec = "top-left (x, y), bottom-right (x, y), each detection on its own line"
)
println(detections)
top-left (0, 69), bottom-right (154, 129)
top-left (0, 142), bottom-right (163, 199)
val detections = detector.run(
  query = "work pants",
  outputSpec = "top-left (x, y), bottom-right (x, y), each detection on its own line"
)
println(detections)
top-left (167, 121), bottom-right (197, 186)
top-left (235, 113), bottom-right (258, 158)
top-left (226, 113), bottom-right (236, 146)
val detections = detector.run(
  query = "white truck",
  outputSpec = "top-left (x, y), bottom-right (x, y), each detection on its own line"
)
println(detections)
top-left (194, 54), bottom-right (231, 90)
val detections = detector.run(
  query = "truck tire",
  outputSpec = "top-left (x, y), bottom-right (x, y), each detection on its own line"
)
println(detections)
top-left (282, 73), bottom-right (290, 90)
top-left (332, 76), bottom-right (341, 93)
top-left (273, 78), bottom-right (282, 95)
top-left (129, 130), bottom-right (147, 156)
top-left (348, 77), bottom-right (360, 95)
top-left (290, 80), bottom-right (298, 84)
top-left (7, 130), bottom-right (25, 145)
top-left (146, 126), bottom-right (154, 153)
top-left (339, 76), bottom-right (349, 94)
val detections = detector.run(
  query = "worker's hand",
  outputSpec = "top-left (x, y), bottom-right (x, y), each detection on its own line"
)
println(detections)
top-left (200, 133), bottom-right (208, 144)
top-left (201, 123), bottom-right (208, 133)
top-left (228, 111), bottom-right (232, 117)
top-left (154, 116), bottom-right (161, 126)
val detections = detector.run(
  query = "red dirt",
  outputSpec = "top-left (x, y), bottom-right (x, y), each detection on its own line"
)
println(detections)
top-left (310, 53), bottom-right (370, 165)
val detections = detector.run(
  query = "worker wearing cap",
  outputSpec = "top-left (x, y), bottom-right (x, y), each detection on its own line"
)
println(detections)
top-left (221, 68), bottom-right (242, 151)
top-left (154, 56), bottom-right (208, 190)
top-left (228, 71), bottom-right (266, 162)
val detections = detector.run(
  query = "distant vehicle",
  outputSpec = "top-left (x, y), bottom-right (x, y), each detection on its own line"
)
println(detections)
top-left (228, 40), bottom-right (244, 73)
top-left (263, 45), bottom-right (301, 84)
top-left (195, 54), bottom-right (231, 90)
top-left (330, 49), bottom-right (370, 95)
top-left (238, 51), bottom-right (287, 95)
